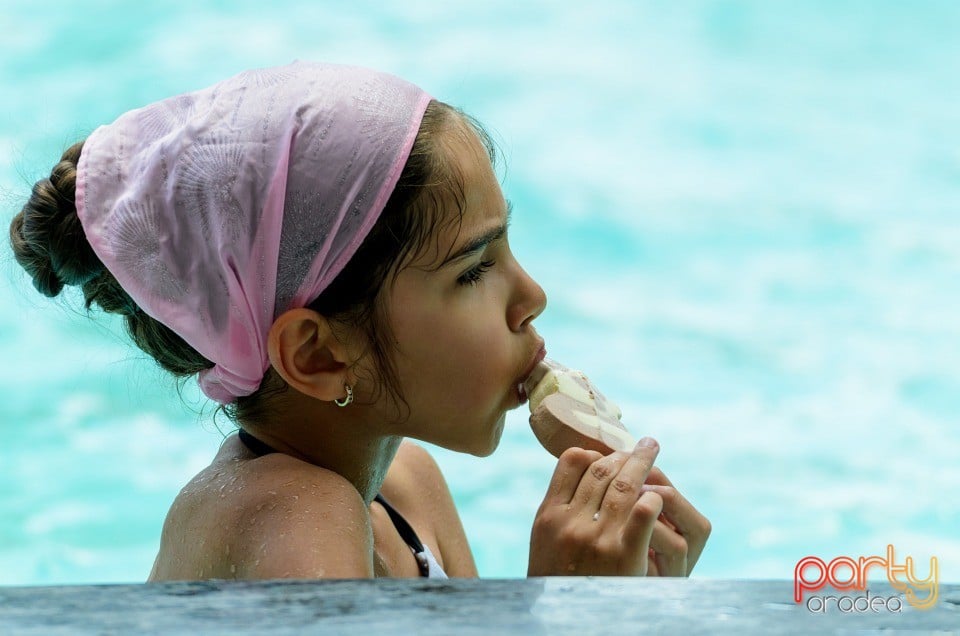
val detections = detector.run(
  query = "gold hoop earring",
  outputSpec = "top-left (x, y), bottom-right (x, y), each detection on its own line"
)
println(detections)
top-left (334, 383), bottom-right (354, 407)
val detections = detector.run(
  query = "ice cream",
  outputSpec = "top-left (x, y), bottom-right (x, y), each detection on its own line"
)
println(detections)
top-left (524, 358), bottom-right (635, 458)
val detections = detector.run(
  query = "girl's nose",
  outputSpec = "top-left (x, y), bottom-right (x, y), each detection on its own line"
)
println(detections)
top-left (508, 261), bottom-right (547, 332)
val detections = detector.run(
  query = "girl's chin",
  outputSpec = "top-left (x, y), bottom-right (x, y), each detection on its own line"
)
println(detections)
top-left (470, 442), bottom-right (500, 458)
top-left (460, 413), bottom-right (506, 458)
top-left (483, 414), bottom-right (508, 456)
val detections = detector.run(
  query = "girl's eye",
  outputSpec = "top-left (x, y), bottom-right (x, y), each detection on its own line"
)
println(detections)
top-left (457, 259), bottom-right (496, 286)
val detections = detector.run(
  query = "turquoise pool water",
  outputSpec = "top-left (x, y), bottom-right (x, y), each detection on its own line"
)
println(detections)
top-left (2, 0), bottom-right (959, 584)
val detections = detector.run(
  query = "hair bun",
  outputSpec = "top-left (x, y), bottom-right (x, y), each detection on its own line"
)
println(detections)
top-left (10, 142), bottom-right (104, 298)
top-left (10, 140), bottom-right (214, 380)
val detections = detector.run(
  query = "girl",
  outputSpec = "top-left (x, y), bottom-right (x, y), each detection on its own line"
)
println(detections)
top-left (9, 62), bottom-right (710, 579)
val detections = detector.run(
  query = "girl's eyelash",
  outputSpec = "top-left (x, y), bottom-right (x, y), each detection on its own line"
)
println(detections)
top-left (457, 259), bottom-right (496, 286)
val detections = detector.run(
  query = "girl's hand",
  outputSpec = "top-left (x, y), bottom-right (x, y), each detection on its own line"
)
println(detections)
top-left (528, 438), bottom-right (665, 576)
top-left (642, 467), bottom-right (712, 577)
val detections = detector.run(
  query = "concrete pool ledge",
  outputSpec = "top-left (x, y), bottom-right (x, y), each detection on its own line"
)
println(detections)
top-left (1, 578), bottom-right (957, 634)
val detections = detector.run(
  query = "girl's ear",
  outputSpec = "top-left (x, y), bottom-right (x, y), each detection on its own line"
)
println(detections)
top-left (267, 308), bottom-right (353, 401)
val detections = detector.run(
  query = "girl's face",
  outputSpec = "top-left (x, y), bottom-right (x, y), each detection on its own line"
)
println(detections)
top-left (374, 122), bottom-right (547, 456)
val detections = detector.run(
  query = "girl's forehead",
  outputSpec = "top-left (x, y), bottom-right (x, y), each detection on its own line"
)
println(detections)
top-left (445, 121), bottom-right (495, 179)
top-left (388, 116), bottom-right (504, 277)
top-left (403, 130), bottom-right (500, 257)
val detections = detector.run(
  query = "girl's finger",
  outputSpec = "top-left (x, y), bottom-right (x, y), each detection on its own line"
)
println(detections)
top-left (597, 437), bottom-right (660, 517)
top-left (568, 451), bottom-right (628, 510)
top-left (646, 550), bottom-right (660, 577)
top-left (620, 489), bottom-right (663, 569)
top-left (644, 466), bottom-right (674, 487)
top-left (543, 447), bottom-right (604, 505)
top-left (639, 484), bottom-right (706, 538)
top-left (648, 519), bottom-right (688, 577)
top-left (640, 483), bottom-right (712, 571)
top-left (644, 468), bottom-right (679, 530)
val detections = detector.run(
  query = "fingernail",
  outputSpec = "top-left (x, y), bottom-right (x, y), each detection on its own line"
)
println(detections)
top-left (637, 437), bottom-right (658, 449)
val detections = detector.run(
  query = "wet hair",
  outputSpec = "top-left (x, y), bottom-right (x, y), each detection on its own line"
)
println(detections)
top-left (8, 100), bottom-right (497, 426)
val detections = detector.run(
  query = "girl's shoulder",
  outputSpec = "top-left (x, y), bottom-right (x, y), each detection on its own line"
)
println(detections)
top-left (149, 436), bottom-right (375, 581)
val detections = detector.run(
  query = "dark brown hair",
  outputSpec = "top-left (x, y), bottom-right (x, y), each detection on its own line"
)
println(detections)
top-left (8, 100), bottom-right (497, 426)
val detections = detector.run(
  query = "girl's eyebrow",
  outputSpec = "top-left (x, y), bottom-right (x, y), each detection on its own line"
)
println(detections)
top-left (440, 200), bottom-right (513, 268)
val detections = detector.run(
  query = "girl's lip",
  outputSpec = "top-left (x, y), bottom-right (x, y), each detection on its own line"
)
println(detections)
top-left (517, 343), bottom-right (547, 405)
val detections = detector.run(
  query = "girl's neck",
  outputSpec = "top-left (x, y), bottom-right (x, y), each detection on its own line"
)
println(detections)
top-left (242, 398), bottom-right (403, 504)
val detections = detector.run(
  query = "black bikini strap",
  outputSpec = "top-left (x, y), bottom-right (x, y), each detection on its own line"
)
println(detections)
top-left (374, 493), bottom-right (425, 553)
top-left (238, 428), bottom-right (276, 457)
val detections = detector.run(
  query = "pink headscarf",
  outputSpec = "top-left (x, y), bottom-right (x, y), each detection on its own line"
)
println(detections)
top-left (76, 61), bottom-right (432, 403)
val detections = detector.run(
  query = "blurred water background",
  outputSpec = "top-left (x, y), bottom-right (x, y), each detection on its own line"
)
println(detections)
top-left (1, 0), bottom-right (958, 585)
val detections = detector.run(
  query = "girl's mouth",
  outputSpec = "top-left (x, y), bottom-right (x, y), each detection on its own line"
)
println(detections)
top-left (516, 343), bottom-right (547, 405)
